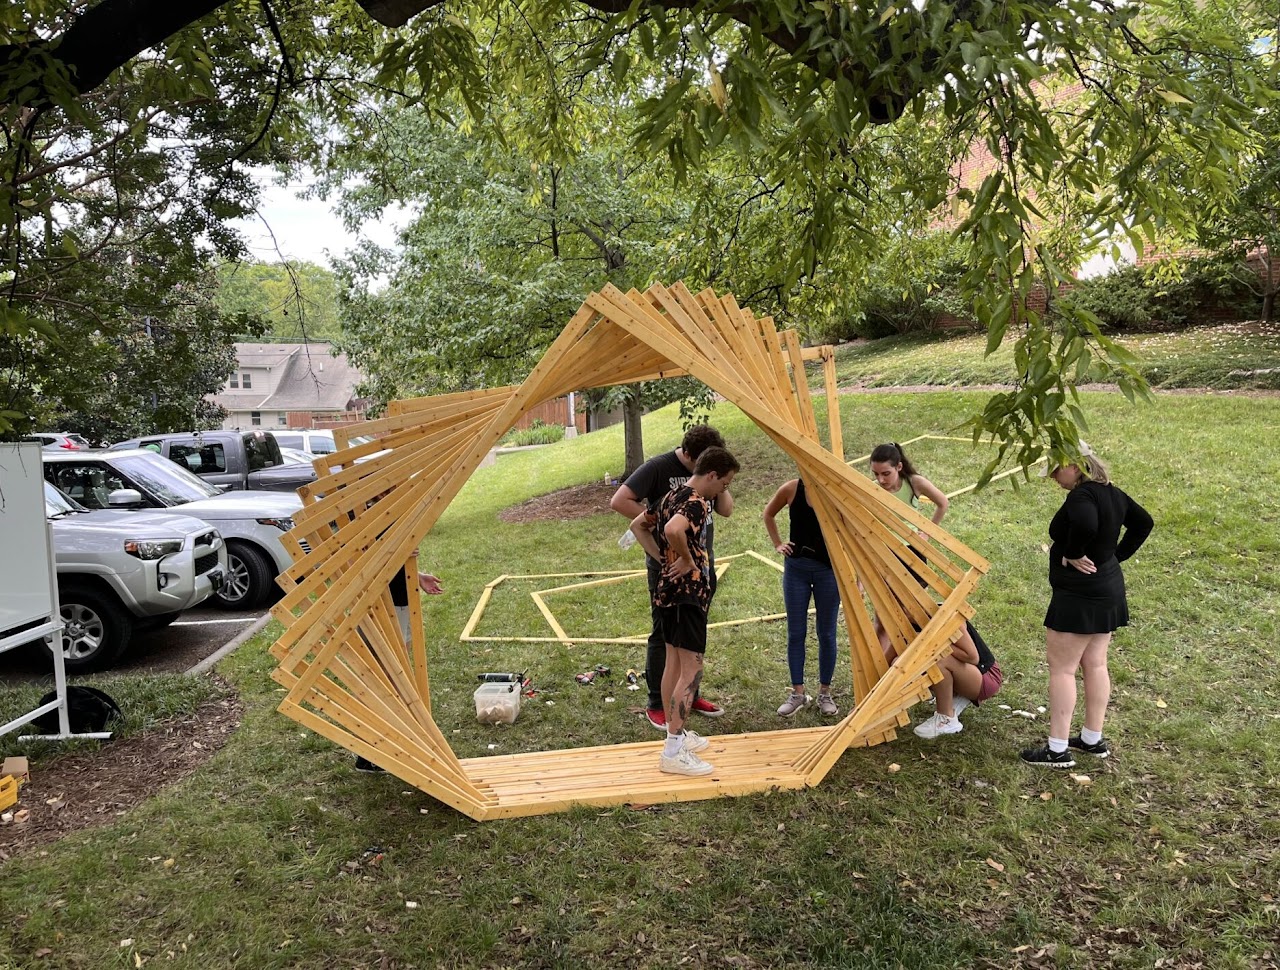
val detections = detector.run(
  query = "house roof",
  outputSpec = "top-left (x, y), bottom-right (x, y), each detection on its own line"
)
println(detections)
top-left (209, 342), bottom-right (362, 413)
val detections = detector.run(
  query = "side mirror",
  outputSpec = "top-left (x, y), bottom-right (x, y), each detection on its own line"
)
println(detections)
top-left (107, 488), bottom-right (143, 507)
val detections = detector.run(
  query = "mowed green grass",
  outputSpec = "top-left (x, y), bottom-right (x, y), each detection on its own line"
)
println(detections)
top-left (2, 390), bottom-right (1278, 969)
top-left (831, 318), bottom-right (1280, 391)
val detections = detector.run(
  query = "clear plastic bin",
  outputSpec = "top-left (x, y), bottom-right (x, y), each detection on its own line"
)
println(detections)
top-left (474, 682), bottom-right (521, 725)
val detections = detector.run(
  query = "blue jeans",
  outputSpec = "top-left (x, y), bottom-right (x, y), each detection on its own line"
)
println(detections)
top-left (782, 556), bottom-right (840, 688)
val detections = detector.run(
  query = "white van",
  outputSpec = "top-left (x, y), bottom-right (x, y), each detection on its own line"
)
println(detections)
top-left (270, 429), bottom-right (336, 456)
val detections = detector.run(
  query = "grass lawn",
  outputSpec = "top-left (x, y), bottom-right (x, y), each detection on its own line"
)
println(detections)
top-left (2, 390), bottom-right (1279, 968)
top-left (830, 319), bottom-right (1280, 392)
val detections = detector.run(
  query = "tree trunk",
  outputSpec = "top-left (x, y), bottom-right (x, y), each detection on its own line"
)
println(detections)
top-left (1263, 289), bottom-right (1274, 323)
top-left (622, 393), bottom-right (645, 479)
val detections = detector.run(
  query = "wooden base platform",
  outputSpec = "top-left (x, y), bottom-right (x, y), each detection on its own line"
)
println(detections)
top-left (459, 725), bottom-right (847, 821)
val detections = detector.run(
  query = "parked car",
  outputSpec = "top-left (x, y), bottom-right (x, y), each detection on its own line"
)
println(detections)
top-left (42, 482), bottom-right (227, 672)
top-left (277, 446), bottom-right (316, 465)
top-left (42, 449), bottom-right (304, 610)
top-left (108, 430), bottom-right (316, 493)
top-left (272, 429), bottom-right (337, 455)
top-left (25, 431), bottom-right (93, 451)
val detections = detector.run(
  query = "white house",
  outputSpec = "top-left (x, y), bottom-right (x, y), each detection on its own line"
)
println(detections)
top-left (209, 342), bottom-right (364, 430)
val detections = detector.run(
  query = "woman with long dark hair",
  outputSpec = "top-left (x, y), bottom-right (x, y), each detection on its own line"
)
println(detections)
top-left (868, 442), bottom-right (950, 664)
top-left (763, 478), bottom-right (841, 717)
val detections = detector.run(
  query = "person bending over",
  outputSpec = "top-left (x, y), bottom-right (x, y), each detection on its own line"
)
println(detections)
top-left (869, 442), bottom-right (949, 663)
top-left (762, 477), bottom-right (840, 718)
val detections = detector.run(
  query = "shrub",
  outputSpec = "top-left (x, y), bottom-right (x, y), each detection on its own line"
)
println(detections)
top-left (500, 419), bottom-right (565, 447)
top-left (846, 233), bottom-right (972, 339)
top-left (1062, 254), bottom-right (1262, 332)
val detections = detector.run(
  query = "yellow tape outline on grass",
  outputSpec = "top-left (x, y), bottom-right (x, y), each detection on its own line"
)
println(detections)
top-left (460, 550), bottom-right (809, 647)
top-left (269, 282), bottom-right (988, 820)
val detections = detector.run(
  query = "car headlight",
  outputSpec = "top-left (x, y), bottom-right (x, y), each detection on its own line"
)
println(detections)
top-left (256, 516), bottom-right (295, 532)
top-left (124, 539), bottom-right (184, 560)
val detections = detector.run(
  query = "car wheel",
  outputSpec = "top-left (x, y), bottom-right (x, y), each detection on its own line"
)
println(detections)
top-left (50, 585), bottom-right (134, 673)
top-left (215, 542), bottom-right (274, 610)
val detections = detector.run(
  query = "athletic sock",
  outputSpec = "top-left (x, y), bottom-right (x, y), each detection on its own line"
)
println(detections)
top-left (1048, 736), bottom-right (1069, 754)
top-left (663, 732), bottom-right (684, 757)
top-left (1080, 727), bottom-right (1103, 746)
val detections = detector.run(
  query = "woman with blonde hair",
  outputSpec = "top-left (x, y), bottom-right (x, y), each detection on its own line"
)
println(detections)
top-left (1021, 441), bottom-right (1153, 768)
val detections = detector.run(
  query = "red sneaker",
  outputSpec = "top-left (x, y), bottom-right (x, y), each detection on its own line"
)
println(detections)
top-left (645, 708), bottom-right (666, 730)
top-left (692, 697), bottom-right (725, 717)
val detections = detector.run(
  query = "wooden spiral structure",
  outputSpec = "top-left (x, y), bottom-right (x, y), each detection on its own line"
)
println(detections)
top-left (269, 282), bottom-right (989, 820)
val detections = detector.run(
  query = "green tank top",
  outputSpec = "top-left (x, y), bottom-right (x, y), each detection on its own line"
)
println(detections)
top-left (893, 478), bottom-right (919, 509)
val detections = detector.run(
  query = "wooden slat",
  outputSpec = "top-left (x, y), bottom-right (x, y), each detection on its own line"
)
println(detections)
top-left (822, 348), bottom-right (844, 461)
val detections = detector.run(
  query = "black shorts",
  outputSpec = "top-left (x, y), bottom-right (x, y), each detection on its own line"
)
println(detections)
top-left (658, 604), bottom-right (708, 655)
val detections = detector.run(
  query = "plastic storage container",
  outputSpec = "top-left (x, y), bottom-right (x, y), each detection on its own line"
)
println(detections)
top-left (474, 682), bottom-right (521, 725)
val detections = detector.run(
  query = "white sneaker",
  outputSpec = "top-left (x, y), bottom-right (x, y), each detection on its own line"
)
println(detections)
top-left (777, 692), bottom-right (809, 717)
top-left (952, 696), bottom-right (971, 718)
top-left (914, 712), bottom-right (964, 739)
top-left (659, 747), bottom-right (715, 776)
top-left (681, 730), bottom-right (709, 753)
top-left (816, 692), bottom-right (838, 716)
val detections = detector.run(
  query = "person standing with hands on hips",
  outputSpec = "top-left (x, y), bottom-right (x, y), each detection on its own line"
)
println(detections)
top-left (1021, 441), bottom-right (1153, 768)
top-left (611, 425), bottom-right (733, 729)
top-left (629, 447), bottom-right (740, 775)
top-left (762, 477), bottom-right (841, 717)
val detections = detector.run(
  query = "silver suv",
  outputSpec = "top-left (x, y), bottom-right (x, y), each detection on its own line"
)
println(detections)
top-left (42, 449), bottom-right (303, 609)
top-left (43, 483), bottom-right (227, 672)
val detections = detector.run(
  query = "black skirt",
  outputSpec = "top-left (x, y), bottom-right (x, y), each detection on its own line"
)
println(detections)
top-left (1044, 557), bottom-right (1129, 634)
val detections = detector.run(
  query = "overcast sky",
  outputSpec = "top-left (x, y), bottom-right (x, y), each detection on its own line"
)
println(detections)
top-left (231, 170), bottom-right (406, 268)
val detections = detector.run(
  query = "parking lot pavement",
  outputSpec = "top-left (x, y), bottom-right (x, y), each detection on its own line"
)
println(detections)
top-left (0, 604), bottom-right (266, 685)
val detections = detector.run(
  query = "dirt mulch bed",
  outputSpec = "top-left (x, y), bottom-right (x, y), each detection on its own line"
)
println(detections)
top-left (0, 691), bottom-right (244, 860)
top-left (498, 482), bottom-right (618, 524)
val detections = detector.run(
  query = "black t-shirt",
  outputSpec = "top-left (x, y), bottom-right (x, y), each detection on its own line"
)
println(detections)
top-left (624, 451), bottom-right (693, 507)
top-left (624, 450), bottom-right (717, 556)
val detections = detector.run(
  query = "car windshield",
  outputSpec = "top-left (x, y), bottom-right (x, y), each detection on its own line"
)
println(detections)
top-left (112, 453), bottom-right (222, 505)
top-left (44, 482), bottom-right (87, 517)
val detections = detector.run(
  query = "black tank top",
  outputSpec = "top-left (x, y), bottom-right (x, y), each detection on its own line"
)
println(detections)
top-left (789, 479), bottom-right (831, 566)
top-left (966, 620), bottom-right (997, 674)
